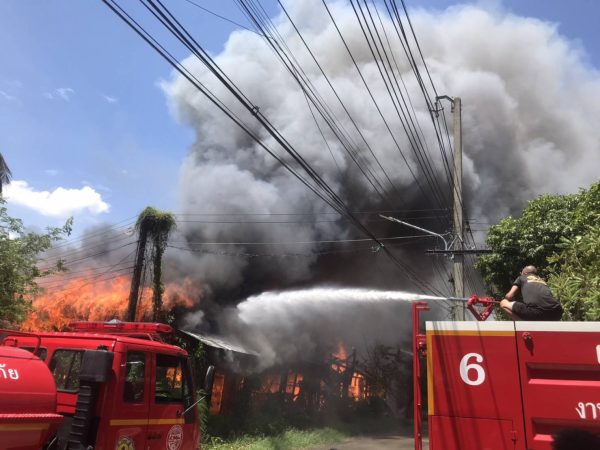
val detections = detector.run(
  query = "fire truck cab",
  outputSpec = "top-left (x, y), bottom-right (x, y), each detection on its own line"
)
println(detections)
top-left (0, 321), bottom-right (206, 450)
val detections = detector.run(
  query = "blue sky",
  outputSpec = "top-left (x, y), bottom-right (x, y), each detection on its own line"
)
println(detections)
top-left (1, 0), bottom-right (599, 235)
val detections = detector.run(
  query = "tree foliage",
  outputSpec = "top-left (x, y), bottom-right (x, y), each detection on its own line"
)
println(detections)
top-left (0, 153), bottom-right (12, 195)
top-left (0, 201), bottom-right (72, 327)
top-left (136, 207), bottom-right (176, 321)
top-left (546, 225), bottom-right (600, 320)
top-left (476, 181), bottom-right (600, 320)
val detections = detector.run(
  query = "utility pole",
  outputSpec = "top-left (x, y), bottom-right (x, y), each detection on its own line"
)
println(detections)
top-left (126, 226), bottom-right (148, 322)
top-left (452, 97), bottom-right (464, 320)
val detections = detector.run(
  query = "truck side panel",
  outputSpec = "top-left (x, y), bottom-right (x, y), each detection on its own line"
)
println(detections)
top-left (515, 322), bottom-right (600, 449)
top-left (429, 416), bottom-right (515, 450)
top-left (426, 321), bottom-right (526, 450)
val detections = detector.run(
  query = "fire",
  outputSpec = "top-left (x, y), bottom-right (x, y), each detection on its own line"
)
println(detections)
top-left (284, 372), bottom-right (303, 400)
top-left (209, 372), bottom-right (226, 414)
top-left (349, 372), bottom-right (365, 400)
top-left (332, 342), bottom-right (348, 373)
top-left (331, 342), bottom-right (366, 400)
top-left (22, 272), bottom-right (201, 331)
top-left (260, 373), bottom-right (283, 394)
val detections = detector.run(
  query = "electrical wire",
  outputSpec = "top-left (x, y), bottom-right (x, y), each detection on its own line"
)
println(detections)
top-left (102, 0), bottom-right (445, 296)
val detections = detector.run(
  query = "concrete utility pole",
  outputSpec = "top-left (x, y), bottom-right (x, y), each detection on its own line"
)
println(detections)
top-left (452, 97), bottom-right (464, 320)
top-left (126, 227), bottom-right (148, 322)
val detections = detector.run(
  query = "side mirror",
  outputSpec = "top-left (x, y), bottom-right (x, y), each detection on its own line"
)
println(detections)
top-left (204, 365), bottom-right (215, 407)
top-left (80, 349), bottom-right (114, 383)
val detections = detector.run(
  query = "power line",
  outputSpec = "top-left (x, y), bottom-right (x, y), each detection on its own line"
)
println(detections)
top-left (240, 0), bottom-right (398, 204)
top-left (350, 0), bottom-right (450, 214)
top-left (181, 0), bottom-right (261, 35)
top-left (173, 208), bottom-right (451, 216)
top-left (37, 248), bottom-right (138, 294)
top-left (171, 233), bottom-right (436, 246)
top-left (173, 215), bottom-right (450, 223)
top-left (48, 217), bottom-right (136, 250)
top-left (37, 241), bottom-right (137, 272)
top-left (320, 0), bottom-right (433, 209)
top-left (41, 233), bottom-right (134, 264)
top-left (102, 0), bottom-right (446, 296)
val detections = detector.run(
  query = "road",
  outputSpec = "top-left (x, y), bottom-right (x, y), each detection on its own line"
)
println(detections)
top-left (310, 435), bottom-right (428, 450)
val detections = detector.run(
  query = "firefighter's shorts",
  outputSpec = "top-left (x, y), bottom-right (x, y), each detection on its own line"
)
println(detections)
top-left (512, 302), bottom-right (563, 321)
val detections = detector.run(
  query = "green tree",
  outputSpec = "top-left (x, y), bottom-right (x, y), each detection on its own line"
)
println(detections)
top-left (0, 201), bottom-right (72, 327)
top-left (0, 153), bottom-right (12, 195)
top-left (476, 181), bottom-right (600, 320)
top-left (546, 225), bottom-right (600, 320)
top-left (126, 207), bottom-right (176, 322)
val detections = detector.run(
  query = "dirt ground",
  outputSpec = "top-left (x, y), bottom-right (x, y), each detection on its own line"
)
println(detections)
top-left (309, 434), bottom-right (428, 450)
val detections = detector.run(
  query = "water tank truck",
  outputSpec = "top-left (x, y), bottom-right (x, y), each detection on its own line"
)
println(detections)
top-left (0, 322), bottom-right (214, 450)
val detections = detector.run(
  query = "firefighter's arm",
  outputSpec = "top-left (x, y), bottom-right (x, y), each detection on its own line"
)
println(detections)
top-left (500, 285), bottom-right (519, 310)
top-left (504, 285), bottom-right (519, 301)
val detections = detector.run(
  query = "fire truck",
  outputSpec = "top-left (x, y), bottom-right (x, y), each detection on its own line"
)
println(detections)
top-left (412, 298), bottom-right (600, 450)
top-left (3, 304), bottom-right (600, 450)
top-left (0, 321), bottom-right (214, 450)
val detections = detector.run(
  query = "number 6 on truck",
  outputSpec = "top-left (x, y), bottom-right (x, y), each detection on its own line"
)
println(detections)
top-left (459, 353), bottom-right (486, 386)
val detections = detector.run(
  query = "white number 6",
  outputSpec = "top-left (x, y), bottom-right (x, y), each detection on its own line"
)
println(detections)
top-left (459, 353), bottom-right (486, 386)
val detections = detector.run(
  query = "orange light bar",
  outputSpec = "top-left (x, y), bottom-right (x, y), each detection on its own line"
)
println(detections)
top-left (69, 321), bottom-right (173, 334)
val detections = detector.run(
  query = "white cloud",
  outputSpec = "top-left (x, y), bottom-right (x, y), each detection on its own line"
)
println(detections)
top-left (55, 88), bottom-right (74, 101)
top-left (0, 90), bottom-right (16, 101)
top-left (45, 169), bottom-right (59, 176)
top-left (43, 87), bottom-right (75, 101)
top-left (4, 180), bottom-right (110, 217)
top-left (103, 94), bottom-right (118, 103)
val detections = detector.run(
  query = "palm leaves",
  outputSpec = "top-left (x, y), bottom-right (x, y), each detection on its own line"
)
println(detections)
top-left (0, 153), bottom-right (12, 195)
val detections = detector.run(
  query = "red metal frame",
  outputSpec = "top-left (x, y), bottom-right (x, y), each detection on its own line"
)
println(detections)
top-left (69, 321), bottom-right (173, 334)
top-left (412, 301), bottom-right (430, 450)
top-left (1, 329), bottom-right (42, 356)
top-left (466, 295), bottom-right (496, 321)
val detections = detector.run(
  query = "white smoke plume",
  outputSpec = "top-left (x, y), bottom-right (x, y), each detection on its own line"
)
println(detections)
top-left (162, 1), bottom-right (600, 301)
top-left (217, 288), bottom-right (448, 369)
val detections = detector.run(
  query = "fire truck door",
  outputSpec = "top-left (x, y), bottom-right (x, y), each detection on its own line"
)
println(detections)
top-left (515, 323), bottom-right (600, 449)
top-left (146, 353), bottom-right (196, 450)
top-left (426, 321), bottom-right (526, 450)
top-left (110, 350), bottom-right (150, 450)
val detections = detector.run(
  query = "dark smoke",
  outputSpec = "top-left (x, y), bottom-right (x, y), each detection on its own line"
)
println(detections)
top-left (161, 1), bottom-right (600, 307)
top-left (41, 2), bottom-right (600, 366)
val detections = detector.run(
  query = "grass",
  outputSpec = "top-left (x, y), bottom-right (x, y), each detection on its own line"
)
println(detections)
top-left (203, 427), bottom-right (346, 450)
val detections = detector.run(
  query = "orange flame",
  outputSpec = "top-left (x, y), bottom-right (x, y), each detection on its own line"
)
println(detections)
top-left (349, 372), bottom-right (365, 400)
top-left (332, 342), bottom-right (347, 373)
top-left (260, 374), bottom-right (283, 394)
top-left (22, 272), bottom-right (201, 331)
top-left (286, 373), bottom-right (303, 400)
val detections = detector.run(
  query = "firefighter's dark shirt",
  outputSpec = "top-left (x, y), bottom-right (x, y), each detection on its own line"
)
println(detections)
top-left (513, 275), bottom-right (560, 310)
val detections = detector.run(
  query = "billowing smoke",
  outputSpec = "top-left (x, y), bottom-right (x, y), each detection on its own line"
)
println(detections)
top-left (37, 2), bottom-right (600, 362)
top-left (218, 288), bottom-right (447, 369)
top-left (161, 1), bottom-right (600, 308)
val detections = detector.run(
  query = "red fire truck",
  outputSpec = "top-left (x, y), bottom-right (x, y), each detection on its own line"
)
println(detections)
top-left (413, 299), bottom-right (600, 450)
top-left (0, 321), bottom-right (213, 450)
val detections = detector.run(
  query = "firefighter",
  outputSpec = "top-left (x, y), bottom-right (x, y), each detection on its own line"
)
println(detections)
top-left (499, 265), bottom-right (563, 321)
